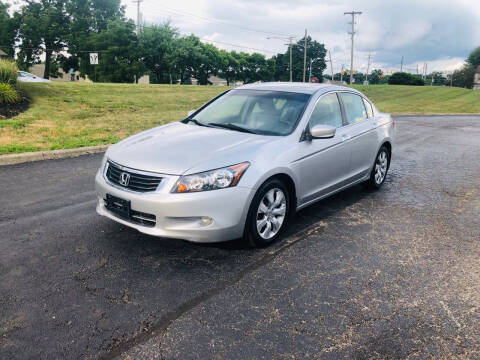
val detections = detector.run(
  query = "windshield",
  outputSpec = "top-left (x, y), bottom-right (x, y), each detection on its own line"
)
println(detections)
top-left (191, 89), bottom-right (310, 136)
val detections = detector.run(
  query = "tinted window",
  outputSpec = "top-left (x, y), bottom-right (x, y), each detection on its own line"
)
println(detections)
top-left (309, 93), bottom-right (343, 128)
top-left (192, 90), bottom-right (310, 136)
top-left (340, 93), bottom-right (368, 124)
top-left (363, 98), bottom-right (374, 118)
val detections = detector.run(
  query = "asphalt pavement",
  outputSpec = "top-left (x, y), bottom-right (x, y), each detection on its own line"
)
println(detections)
top-left (1, 116), bottom-right (479, 359)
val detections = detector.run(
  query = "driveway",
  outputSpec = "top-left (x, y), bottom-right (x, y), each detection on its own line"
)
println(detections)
top-left (1, 116), bottom-right (479, 359)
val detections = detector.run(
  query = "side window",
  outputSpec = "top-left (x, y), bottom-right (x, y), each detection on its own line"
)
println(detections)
top-left (340, 93), bottom-right (368, 124)
top-left (363, 98), bottom-right (374, 118)
top-left (309, 93), bottom-right (343, 128)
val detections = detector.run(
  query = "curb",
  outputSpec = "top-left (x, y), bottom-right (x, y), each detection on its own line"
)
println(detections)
top-left (0, 145), bottom-right (110, 166)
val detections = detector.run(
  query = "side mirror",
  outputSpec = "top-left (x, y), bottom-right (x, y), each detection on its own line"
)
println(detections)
top-left (310, 124), bottom-right (336, 139)
top-left (187, 110), bottom-right (196, 117)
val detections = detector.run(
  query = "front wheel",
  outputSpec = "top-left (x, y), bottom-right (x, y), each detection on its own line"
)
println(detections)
top-left (366, 145), bottom-right (390, 189)
top-left (244, 178), bottom-right (290, 248)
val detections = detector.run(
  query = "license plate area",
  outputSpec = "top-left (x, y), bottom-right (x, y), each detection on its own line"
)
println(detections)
top-left (105, 194), bottom-right (131, 219)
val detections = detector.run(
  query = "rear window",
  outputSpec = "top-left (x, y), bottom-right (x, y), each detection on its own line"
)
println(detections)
top-left (340, 93), bottom-right (368, 124)
top-left (363, 98), bottom-right (374, 118)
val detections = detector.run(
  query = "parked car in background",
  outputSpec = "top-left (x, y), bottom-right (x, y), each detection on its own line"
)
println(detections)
top-left (95, 83), bottom-right (394, 247)
top-left (17, 71), bottom-right (51, 83)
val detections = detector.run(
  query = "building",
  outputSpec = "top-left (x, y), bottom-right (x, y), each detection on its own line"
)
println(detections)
top-left (474, 66), bottom-right (480, 91)
top-left (0, 49), bottom-right (8, 58)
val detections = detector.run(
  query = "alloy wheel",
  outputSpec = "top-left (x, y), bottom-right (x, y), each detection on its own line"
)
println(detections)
top-left (256, 188), bottom-right (287, 239)
top-left (374, 150), bottom-right (388, 185)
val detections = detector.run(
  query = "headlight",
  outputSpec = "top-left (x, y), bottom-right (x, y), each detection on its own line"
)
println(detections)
top-left (101, 155), bottom-right (108, 175)
top-left (173, 162), bottom-right (250, 193)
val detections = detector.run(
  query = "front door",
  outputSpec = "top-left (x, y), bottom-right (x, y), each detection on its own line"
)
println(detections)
top-left (339, 92), bottom-right (379, 180)
top-left (296, 92), bottom-right (351, 206)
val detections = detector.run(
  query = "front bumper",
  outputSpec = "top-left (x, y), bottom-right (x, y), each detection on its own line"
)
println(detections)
top-left (95, 170), bottom-right (254, 243)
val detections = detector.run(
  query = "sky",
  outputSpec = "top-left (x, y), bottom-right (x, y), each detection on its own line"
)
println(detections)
top-left (124, 0), bottom-right (480, 75)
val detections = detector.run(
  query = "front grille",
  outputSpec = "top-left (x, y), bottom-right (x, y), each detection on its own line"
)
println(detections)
top-left (106, 161), bottom-right (162, 192)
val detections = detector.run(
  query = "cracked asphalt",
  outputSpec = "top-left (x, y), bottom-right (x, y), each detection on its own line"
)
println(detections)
top-left (1, 115), bottom-right (479, 359)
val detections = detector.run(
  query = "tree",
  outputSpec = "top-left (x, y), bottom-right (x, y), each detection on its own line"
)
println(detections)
top-left (141, 23), bottom-right (179, 84)
top-left (467, 46), bottom-right (480, 69)
top-left (368, 69), bottom-right (383, 84)
top-left (217, 50), bottom-right (240, 86)
top-left (17, 0), bottom-right (70, 79)
top-left (81, 19), bottom-right (144, 82)
top-left (430, 71), bottom-right (446, 86)
top-left (388, 72), bottom-right (424, 86)
top-left (66, 0), bottom-right (125, 67)
top-left (449, 64), bottom-right (475, 88)
top-left (191, 42), bottom-right (221, 85)
top-left (272, 36), bottom-right (326, 82)
top-left (353, 72), bottom-right (365, 84)
top-left (0, 1), bottom-right (18, 58)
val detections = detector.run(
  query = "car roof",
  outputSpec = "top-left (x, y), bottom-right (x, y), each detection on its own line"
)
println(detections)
top-left (235, 82), bottom-right (359, 96)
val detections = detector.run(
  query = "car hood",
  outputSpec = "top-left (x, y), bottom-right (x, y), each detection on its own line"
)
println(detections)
top-left (107, 122), bottom-right (273, 175)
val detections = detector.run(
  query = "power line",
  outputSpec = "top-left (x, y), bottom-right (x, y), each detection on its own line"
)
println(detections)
top-left (198, 37), bottom-right (277, 54)
top-left (144, 2), bottom-right (293, 38)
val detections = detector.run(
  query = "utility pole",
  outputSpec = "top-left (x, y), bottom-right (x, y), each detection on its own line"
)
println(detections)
top-left (365, 52), bottom-right (371, 83)
top-left (289, 36), bottom-right (294, 82)
top-left (344, 10), bottom-right (362, 85)
top-left (267, 35), bottom-right (295, 82)
top-left (416, 64), bottom-right (419, 75)
top-left (328, 51), bottom-right (334, 81)
top-left (340, 64), bottom-right (344, 83)
top-left (303, 30), bottom-right (307, 82)
top-left (133, 0), bottom-right (143, 37)
top-left (400, 56), bottom-right (404, 72)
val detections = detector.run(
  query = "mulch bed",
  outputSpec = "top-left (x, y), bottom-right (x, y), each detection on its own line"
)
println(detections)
top-left (0, 96), bottom-right (30, 120)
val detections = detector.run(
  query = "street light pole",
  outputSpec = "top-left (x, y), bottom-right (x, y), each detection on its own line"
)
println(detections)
top-left (344, 10), bottom-right (362, 85)
top-left (309, 58), bottom-right (321, 83)
top-left (289, 37), bottom-right (293, 82)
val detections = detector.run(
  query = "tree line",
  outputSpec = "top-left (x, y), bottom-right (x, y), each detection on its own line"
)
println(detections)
top-left (0, 0), bottom-right (327, 84)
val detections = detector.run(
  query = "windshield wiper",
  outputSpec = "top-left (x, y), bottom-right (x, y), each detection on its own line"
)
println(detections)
top-left (185, 118), bottom-right (210, 127)
top-left (208, 122), bottom-right (256, 134)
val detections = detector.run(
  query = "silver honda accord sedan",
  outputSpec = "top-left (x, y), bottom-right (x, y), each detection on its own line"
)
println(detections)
top-left (95, 82), bottom-right (394, 247)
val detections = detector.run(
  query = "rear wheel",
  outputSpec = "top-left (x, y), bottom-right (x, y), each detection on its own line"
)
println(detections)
top-left (245, 178), bottom-right (290, 248)
top-left (366, 145), bottom-right (390, 189)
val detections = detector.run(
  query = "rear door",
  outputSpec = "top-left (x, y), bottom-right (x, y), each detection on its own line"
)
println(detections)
top-left (296, 92), bottom-right (351, 206)
top-left (338, 92), bottom-right (378, 181)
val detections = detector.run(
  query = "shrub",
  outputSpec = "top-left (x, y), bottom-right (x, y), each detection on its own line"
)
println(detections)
top-left (388, 72), bottom-right (425, 86)
top-left (0, 59), bottom-right (18, 86)
top-left (0, 83), bottom-right (20, 104)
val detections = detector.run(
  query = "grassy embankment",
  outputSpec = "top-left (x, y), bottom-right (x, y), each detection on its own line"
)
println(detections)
top-left (1, 82), bottom-right (479, 155)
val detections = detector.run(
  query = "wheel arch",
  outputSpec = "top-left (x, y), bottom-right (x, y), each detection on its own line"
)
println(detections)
top-left (259, 173), bottom-right (297, 217)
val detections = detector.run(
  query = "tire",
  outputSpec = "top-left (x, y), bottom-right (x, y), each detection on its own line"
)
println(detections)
top-left (365, 145), bottom-right (390, 189)
top-left (244, 178), bottom-right (290, 248)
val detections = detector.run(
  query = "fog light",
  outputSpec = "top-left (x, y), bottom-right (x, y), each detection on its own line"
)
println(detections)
top-left (200, 216), bottom-right (213, 226)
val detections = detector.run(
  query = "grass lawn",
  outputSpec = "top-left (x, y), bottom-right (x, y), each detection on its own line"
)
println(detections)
top-left (0, 82), bottom-right (228, 155)
top-left (1, 82), bottom-right (479, 155)
top-left (353, 85), bottom-right (480, 114)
